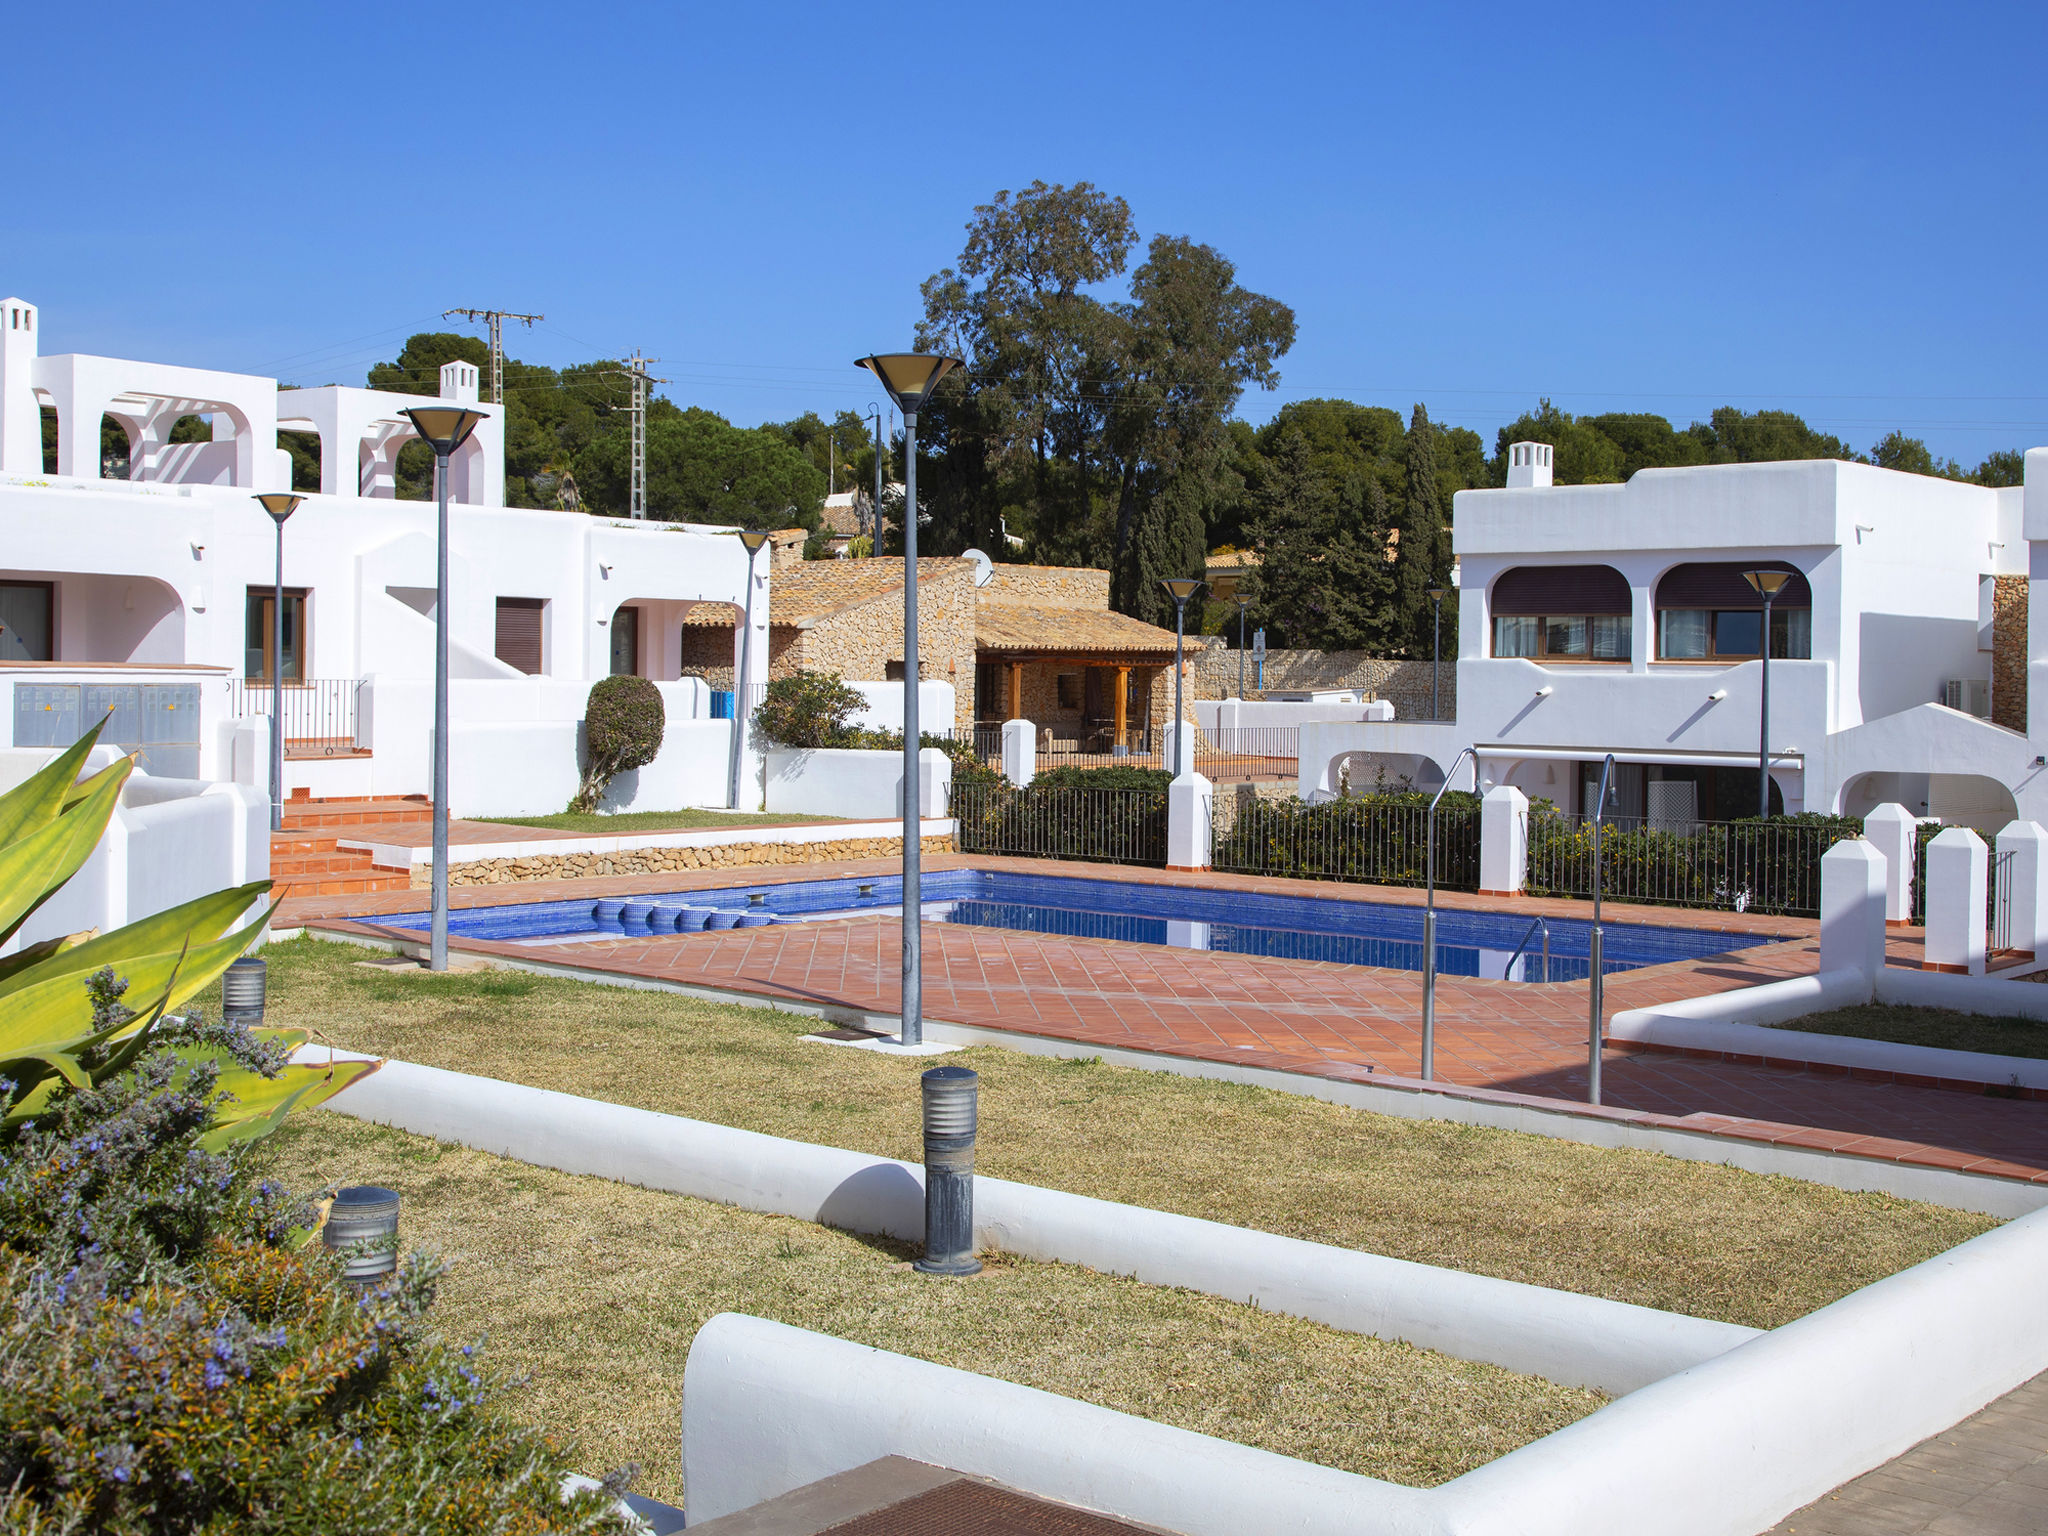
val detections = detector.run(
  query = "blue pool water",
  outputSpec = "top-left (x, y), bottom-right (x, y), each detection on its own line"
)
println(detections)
top-left (382, 870), bottom-right (1770, 982)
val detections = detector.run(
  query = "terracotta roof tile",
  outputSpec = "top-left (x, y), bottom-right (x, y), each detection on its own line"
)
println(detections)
top-left (975, 603), bottom-right (1178, 658)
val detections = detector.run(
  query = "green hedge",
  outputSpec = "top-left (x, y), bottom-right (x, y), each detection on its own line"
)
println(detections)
top-left (953, 779), bottom-right (1169, 865)
top-left (1213, 792), bottom-right (1483, 888)
top-left (1523, 808), bottom-right (1862, 916)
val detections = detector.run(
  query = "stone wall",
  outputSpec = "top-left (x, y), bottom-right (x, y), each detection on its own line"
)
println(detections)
top-left (983, 565), bottom-right (1110, 608)
top-left (1009, 660), bottom-right (1166, 750)
top-left (428, 833), bottom-right (957, 888)
top-left (1994, 575), bottom-right (2028, 733)
top-left (1188, 639), bottom-right (1453, 720)
top-left (779, 567), bottom-right (977, 733)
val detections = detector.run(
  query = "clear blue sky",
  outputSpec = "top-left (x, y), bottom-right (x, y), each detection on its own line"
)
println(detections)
top-left (3, 2), bottom-right (2041, 466)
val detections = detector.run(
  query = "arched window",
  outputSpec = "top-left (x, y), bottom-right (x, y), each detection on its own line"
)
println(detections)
top-left (1490, 564), bottom-right (1632, 662)
top-left (1654, 562), bottom-right (1811, 661)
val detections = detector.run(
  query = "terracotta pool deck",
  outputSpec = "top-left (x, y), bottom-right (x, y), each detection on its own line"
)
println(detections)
top-left (279, 856), bottom-right (2048, 1191)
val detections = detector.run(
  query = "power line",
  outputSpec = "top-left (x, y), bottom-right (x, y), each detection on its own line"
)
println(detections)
top-left (443, 308), bottom-right (545, 405)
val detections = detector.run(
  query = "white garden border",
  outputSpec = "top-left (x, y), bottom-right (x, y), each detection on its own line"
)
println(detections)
top-left (684, 1191), bottom-right (2048, 1536)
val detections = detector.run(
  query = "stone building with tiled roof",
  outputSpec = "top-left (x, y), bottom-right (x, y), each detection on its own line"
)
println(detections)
top-left (680, 542), bottom-right (1183, 747)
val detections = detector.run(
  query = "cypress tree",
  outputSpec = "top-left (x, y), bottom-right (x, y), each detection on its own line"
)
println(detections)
top-left (1398, 403), bottom-right (1440, 653)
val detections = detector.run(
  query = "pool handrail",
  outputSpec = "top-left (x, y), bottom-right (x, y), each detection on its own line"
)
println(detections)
top-left (1587, 752), bottom-right (1617, 1105)
top-left (1505, 914), bottom-right (1551, 984)
top-left (1419, 746), bottom-right (1480, 1081)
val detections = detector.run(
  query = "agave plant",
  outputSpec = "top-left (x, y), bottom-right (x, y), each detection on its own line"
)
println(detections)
top-left (0, 722), bottom-right (376, 1146)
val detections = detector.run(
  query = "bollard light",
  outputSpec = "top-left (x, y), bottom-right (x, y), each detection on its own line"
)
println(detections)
top-left (221, 955), bottom-right (267, 1026)
top-left (914, 1065), bottom-right (981, 1276)
top-left (324, 1185), bottom-right (401, 1286)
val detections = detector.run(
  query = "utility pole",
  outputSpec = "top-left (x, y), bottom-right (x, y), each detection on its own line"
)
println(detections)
top-left (829, 432), bottom-right (836, 497)
top-left (442, 308), bottom-right (543, 405)
top-left (620, 352), bottom-right (667, 519)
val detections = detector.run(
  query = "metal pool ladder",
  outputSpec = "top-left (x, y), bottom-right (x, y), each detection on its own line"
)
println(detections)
top-left (1505, 916), bottom-right (1550, 984)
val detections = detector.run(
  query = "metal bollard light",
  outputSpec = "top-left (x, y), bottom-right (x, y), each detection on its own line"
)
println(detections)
top-left (914, 1066), bottom-right (981, 1276)
top-left (324, 1185), bottom-right (401, 1286)
top-left (221, 956), bottom-right (267, 1025)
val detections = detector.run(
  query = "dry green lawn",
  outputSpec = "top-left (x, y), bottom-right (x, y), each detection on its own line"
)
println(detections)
top-left (1772, 1001), bottom-right (2048, 1061)
top-left (255, 936), bottom-right (1994, 1330)
top-left (264, 1115), bottom-right (1604, 1505)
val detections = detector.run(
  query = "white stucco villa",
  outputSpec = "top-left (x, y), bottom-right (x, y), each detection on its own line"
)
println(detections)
top-left (0, 296), bottom-right (767, 815)
top-left (1304, 439), bottom-right (2048, 833)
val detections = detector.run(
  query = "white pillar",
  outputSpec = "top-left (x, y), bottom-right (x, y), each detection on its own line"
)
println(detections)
top-left (1923, 826), bottom-right (1988, 975)
top-left (1479, 784), bottom-right (1528, 896)
top-left (1001, 718), bottom-right (1036, 788)
top-left (1166, 771), bottom-right (1212, 871)
top-left (1819, 839), bottom-right (1888, 984)
top-left (1994, 819), bottom-right (2048, 959)
top-left (913, 748), bottom-right (953, 820)
top-left (1863, 802), bottom-right (1917, 924)
top-left (1168, 722), bottom-right (1196, 777)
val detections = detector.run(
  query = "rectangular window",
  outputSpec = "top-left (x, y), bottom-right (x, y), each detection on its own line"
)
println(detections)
top-left (1055, 672), bottom-right (1083, 710)
top-left (0, 581), bottom-right (54, 662)
top-left (495, 598), bottom-right (545, 675)
top-left (1658, 607), bottom-right (1811, 660)
top-left (1493, 613), bottom-right (1628, 662)
top-left (885, 659), bottom-right (906, 682)
top-left (244, 588), bottom-right (307, 680)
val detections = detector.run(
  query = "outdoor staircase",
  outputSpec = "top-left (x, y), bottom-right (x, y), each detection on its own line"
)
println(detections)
top-left (269, 796), bottom-right (428, 900)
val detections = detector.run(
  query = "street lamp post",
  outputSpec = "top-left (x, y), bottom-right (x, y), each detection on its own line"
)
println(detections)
top-left (1235, 595), bottom-right (1252, 699)
top-left (856, 353), bottom-right (963, 1047)
top-left (253, 493), bottom-right (303, 832)
top-left (727, 529), bottom-right (772, 809)
top-left (1161, 578), bottom-right (1204, 770)
top-left (398, 406), bottom-right (486, 973)
top-left (1427, 587), bottom-right (1446, 720)
top-left (1742, 569), bottom-right (1791, 820)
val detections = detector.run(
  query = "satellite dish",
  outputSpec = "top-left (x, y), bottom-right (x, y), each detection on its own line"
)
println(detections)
top-left (961, 548), bottom-right (995, 588)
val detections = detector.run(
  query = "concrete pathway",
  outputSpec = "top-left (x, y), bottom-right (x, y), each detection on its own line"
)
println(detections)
top-left (1765, 1372), bottom-right (2048, 1533)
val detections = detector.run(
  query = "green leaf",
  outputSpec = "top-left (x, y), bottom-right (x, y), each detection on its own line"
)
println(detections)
top-left (0, 721), bottom-right (109, 848)
top-left (0, 758), bottom-right (133, 948)
top-left (197, 1057), bottom-right (381, 1151)
top-left (0, 882), bottom-right (270, 1009)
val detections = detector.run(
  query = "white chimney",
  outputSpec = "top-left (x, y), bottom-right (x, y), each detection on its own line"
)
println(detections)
top-left (439, 359), bottom-right (480, 403)
top-left (0, 298), bottom-right (42, 474)
top-left (1506, 440), bottom-right (1553, 489)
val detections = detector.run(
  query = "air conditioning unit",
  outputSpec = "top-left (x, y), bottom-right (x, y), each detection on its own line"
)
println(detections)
top-left (1943, 678), bottom-right (1991, 718)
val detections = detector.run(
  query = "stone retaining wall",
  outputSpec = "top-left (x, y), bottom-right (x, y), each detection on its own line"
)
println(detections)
top-left (1188, 640), bottom-right (1454, 720)
top-left (420, 834), bottom-right (957, 888)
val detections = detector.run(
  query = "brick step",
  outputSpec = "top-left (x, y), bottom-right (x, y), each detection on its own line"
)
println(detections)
top-left (273, 872), bottom-right (413, 897)
top-left (270, 835), bottom-right (343, 855)
top-left (281, 802), bottom-right (434, 830)
top-left (272, 853), bottom-right (380, 876)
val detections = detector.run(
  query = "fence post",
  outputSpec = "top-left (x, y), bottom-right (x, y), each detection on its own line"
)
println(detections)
top-left (1923, 827), bottom-right (1989, 975)
top-left (1166, 765), bottom-right (1212, 872)
top-left (1479, 785), bottom-right (1528, 897)
top-left (1994, 820), bottom-right (2048, 960)
top-left (1863, 802), bottom-right (1917, 926)
top-left (1000, 718), bottom-right (1036, 788)
top-left (1819, 839), bottom-right (1887, 986)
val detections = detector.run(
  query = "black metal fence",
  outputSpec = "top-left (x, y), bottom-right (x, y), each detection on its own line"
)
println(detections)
top-left (1524, 812), bottom-right (1861, 917)
top-left (224, 677), bottom-right (363, 756)
top-left (951, 781), bottom-right (1169, 866)
top-left (1211, 794), bottom-right (1482, 890)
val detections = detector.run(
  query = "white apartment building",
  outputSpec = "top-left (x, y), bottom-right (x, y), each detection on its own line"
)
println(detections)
top-left (0, 296), bottom-right (765, 814)
top-left (1303, 440), bottom-right (2048, 833)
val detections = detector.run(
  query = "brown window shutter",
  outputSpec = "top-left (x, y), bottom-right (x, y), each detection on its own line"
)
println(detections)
top-left (1490, 565), bottom-right (1632, 616)
top-left (495, 598), bottom-right (544, 674)
top-left (1655, 562), bottom-right (1811, 609)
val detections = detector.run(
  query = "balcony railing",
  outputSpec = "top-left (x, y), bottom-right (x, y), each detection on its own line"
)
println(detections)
top-left (225, 677), bottom-right (364, 757)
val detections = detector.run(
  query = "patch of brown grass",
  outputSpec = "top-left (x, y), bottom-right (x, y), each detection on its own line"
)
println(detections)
top-left (257, 935), bottom-right (1995, 1331)
top-left (1771, 1002), bottom-right (2048, 1061)
top-left (265, 1115), bottom-right (1603, 1506)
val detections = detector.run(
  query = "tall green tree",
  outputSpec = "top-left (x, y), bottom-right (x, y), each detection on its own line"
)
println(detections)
top-left (1392, 404), bottom-right (1445, 653)
top-left (1104, 235), bottom-right (1294, 627)
top-left (571, 405), bottom-right (825, 529)
top-left (1243, 428), bottom-right (1393, 650)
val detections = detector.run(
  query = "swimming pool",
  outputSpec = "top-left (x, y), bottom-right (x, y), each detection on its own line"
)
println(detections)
top-left (381, 869), bottom-right (1770, 982)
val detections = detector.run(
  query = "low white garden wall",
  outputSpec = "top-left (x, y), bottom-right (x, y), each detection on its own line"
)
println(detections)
top-left (307, 1052), bottom-right (1751, 1394)
top-left (1609, 966), bottom-right (2048, 1092)
top-left (1196, 697), bottom-right (1394, 729)
top-left (762, 747), bottom-right (952, 820)
top-left (845, 680), bottom-right (956, 736)
top-left (684, 1200), bottom-right (2048, 1536)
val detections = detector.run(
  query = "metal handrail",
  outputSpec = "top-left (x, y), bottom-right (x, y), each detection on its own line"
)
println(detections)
top-left (1587, 752), bottom-right (1616, 1105)
top-left (1419, 746), bottom-right (1479, 1081)
top-left (1505, 915), bottom-right (1551, 984)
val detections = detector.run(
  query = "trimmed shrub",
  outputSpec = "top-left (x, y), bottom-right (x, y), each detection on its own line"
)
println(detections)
top-left (751, 671), bottom-right (867, 751)
top-left (573, 674), bottom-right (665, 813)
top-left (1214, 791), bottom-right (1483, 888)
top-left (1032, 765), bottom-right (1174, 794)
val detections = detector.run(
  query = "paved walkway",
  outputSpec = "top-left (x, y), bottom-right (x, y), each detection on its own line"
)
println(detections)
top-left (280, 855), bottom-right (2048, 1187)
top-left (1764, 1372), bottom-right (2048, 1534)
